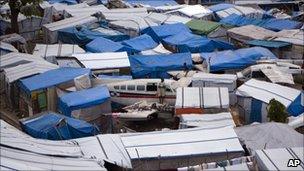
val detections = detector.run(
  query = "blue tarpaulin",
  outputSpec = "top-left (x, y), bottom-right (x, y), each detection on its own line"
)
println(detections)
top-left (20, 112), bottom-right (99, 140)
top-left (129, 53), bottom-right (193, 78)
top-left (47, 0), bottom-right (77, 4)
top-left (58, 86), bottom-right (110, 117)
top-left (208, 3), bottom-right (234, 12)
top-left (58, 26), bottom-right (129, 46)
top-left (200, 47), bottom-right (277, 72)
top-left (125, 0), bottom-right (177, 6)
top-left (122, 34), bottom-right (158, 52)
top-left (247, 40), bottom-right (291, 48)
top-left (85, 37), bottom-right (134, 53)
top-left (20, 68), bottom-right (91, 94)
top-left (287, 93), bottom-right (304, 117)
top-left (141, 23), bottom-right (192, 43)
top-left (220, 14), bottom-right (302, 31)
top-left (163, 32), bottom-right (234, 53)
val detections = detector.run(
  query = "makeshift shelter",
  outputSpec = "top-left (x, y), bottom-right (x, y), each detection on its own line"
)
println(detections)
top-left (20, 112), bottom-right (99, 140)
top-left (125, 0), bottom-right (177, 7)
top-left (58, 86), bottom-right (111, 125)
top-left (200, 47), bottom-right (277, 72)
top-left (71, 52), bottom-right (130, 74)
top-left (220, 14), bottom-right (302, 31)
top-left (215, 6), bottom-right (265, 20)
top-left (85, 37), bottom-right (134, 54)
top-left (167, 5), bottom-right (213, 20)
top-left (32, 44), bottom-right (85, 62)
top-left (179, 112), bottom-right (235, 129)
top-left (58, 26), bottom-right (129, 46)
top-left (236, 79), bottom-right (304, 123)
top-left (192, 73), bottom-right (237, 104)
top-left (120, 126), bottom-right (244, 170)
top-left (235, 122), bottom-right (304, 153)
top-left (208, 3), bottom-right (234, 12)
top-left (139, 44), bottom-right (172, 55)
top-left (186, 19), bottom-right (221, 36)
top-left (175, 87), bottom-right (229, 115)
top-left (121, 34), bottom-right (158, 52)
top-left (19, 68), bottom-right (91, 116)
top-left (42, 15), bottom-right (98, 43)
top-left (0, 41), bottom-right (18, 56)
top-left (129, 53), bottom-right (192, 78)
top-left (255, 147), bottom-right (303, 171)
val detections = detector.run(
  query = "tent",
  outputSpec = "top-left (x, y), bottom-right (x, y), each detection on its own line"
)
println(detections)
top-left (186, 19), bottom-right (221, 35)
top-left (255, 147), bottom-right (303, 171)
top-left (19, 68), bottom-right (91, 94)
top-left (121, 34), bottom-right (158, 52)
top-left (208, 3), bottom-right (235, 12)
top-left (125, 0), bottom-right (177, 7)
top-left (47, 0), bottom-right (78, 5)
top-left (129, 53), bottom-right (192, 78)
top-left (220, 14), bottom-right (302, 31)
top-left (58, 85), bottom-right (111, 117)
top-left (215, 6), bottom-right (265, 20)
top-left (58, 26), bottom-right (129, 46)
top-left (85, 37), bottom-right (134, 53)
top-left (200, 47), bottom-right (277, 72)
top-left (0, 41), bottom-right (18, 56)
top-left (179, 112), bottom-right (235, 129)
top-left (236, 79), bottom-right (304, 123)
top-left (167, 5), bottom-right (212, 19)
top-left (20, 112), bottom-right (99, 140)
top-left (235, 122), bottom-right (304, 153)
top-left (175, 87), bottom-right (229, 115)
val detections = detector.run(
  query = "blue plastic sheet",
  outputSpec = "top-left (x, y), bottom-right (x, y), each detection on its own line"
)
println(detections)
top-left (287, 93), bottom-right (304, 117)
top-left (200, 47), bottom-right (277, 72)
top-left (58, 86), bottom-right (110, 117)
top-left (247, 40), bottom-right (291, 48)
top-left (208, 3), bottom-right (234, 12)
top-left (20, 68), bottom-right (91, 94)
top-left (220, 14), bottom-right (302, 31)
top-left (85, 37), bottom-right (134, 53)
top-left (129, 53), bottom-right (193, 78)
top-left (122, 34), bottom-right (158, 52)
top-left (47, 0), bottom-right (77, 4)
top-left (58, 26), bottom-right (129, 46)
top-left (21, 112), bottom-right (99, 140)
top-left (125, 0), bottom-right (177, 7)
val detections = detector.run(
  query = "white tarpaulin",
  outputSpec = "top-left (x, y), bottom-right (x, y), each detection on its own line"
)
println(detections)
top-left (179, 112), bottom-right (235, 129)
top-left (216, 6), bottom-right (264, 19)
top-left (72, 52), bottom-right (130, 70)
top-left (175, 87), bottom-right (229, 109)
top-left (33, 44), bottom-right (85, 59)
top-left (167, 5), bottom-right (212, 19)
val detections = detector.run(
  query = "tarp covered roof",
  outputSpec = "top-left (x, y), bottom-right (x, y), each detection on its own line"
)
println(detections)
top-left (200, 47), bottom-right (277, 72)
top-left (220, 14), bottom-right (302, 31)
top-left (125, 0), bottom-right (177, 7)
top-left (129, 53), bottom-right (193, 78)
top-left (247, 40), bottom-right (291, 48)
top-left (208, 3), bottom-right (235, 12)
top-left (236, 79), bottom-right (303, 116)
top-left (33, 44), bottom-right (85, 59)
top-left (186, 19), bottom-right (221, 35)
top-left (58, 26), bottom-right (129, 46)
top-left (58, 86), bottom-right (110, 117)
top-left (122, 34), bottom-right (158, 52)
top-left (20, 68), bottom-right (91, 93)
top-left (85, 37), bottom-right (134, 53)
top-left (20, 112), bottom-right (99, 140)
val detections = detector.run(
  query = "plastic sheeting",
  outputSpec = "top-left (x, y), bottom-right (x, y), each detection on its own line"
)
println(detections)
top-left (58, 86), bottom-right (110, 117)
top-left (20, 112), bottom-right (99, 140)
top-left (247, 40), bottom-right (291, 48)
top-left (20, 68), bottom-right (91, 94)
top-left (200, 47), bottom-right (277, 72)
top-left (186, 19), bottom-right (221, 35)
top-left (125, 0), bottom-right (177, 7)
top-left (47, 0), bottom-right (77, 4)
top-left (58, 26), bottom-right (129, 46)
top-left (208, 3), bottom-right (234, 12)
top-left (220, 14), bottom-right (302, 31)
top-left (129, 53), bottom-right (192, 78)
top-left (122, 34), bottom-right (158, 52)
top-left (85, 37), bottom-right (134, 53)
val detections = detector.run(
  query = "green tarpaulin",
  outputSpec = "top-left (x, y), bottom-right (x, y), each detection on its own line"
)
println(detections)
top-left (186, 19), bottom-right (221, 35)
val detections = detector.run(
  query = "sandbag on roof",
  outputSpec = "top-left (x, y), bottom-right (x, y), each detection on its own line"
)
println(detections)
top-left (220, 14), bottom-right (302, 31)
top-left (186, 19), bottom-right (221, 35)
top-left (20, 112), bottom-right (99, 140)
top-left (200, 47), bottom-right (277, 72)
top-left (129, 53), bottom-right (192, 78)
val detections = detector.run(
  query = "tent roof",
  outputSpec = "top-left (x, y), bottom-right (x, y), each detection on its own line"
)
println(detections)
top-left (85, 37), bottom-right (132, 53)
top-left (186, 19), bottom-right (221, 35)
top-left (200, 47), bottom-right (277, 72)
top-left (122, 34), bottom-right (158, 52)
top-left (236, 79), bottom-right (301, 107)
top-left (125, 0), bottom-right (177, 7)
top-left (20, 67), bottom-right (91, 93)
top-left (33, 44), bottom-right (85, 59)
top-left (58, 86), bottom-right (110, 116)
top-left (235, 122), bottom-right (303, 153)
top-left (247, 39), bottom-right (291, 48)
top-left (171, 5), bottom-right (212, 18)
top-left (208, 3), bottom-right (235, 12)
top-left (0, 52), bottom-right (45, 69)
top-left (192, 73), bottom-right (237, 83)
top-left (274, 29), bottom-right (304, 46)
top-left (179, 112), bottom-right (235, 129)
top-left (72, 52), bottom-right (130, 70)
top-left (120, 126), bottom-right (243, 160)
top-left (175, 87), bottom-right (229, 109)
top-left (0, 41), bottom-right (18, 53)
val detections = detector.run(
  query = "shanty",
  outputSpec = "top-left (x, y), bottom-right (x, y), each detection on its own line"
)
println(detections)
top-left (0, 0), bottom-right (303, 171)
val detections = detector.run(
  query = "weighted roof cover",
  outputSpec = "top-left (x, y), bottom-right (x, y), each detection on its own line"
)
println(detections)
top-left (58, 86), bottom-right (110, 117)
top-left (200, 47), bottom-right (277, 72)
top-left (20, 68), bottom-right (91, 93)
top-left (20, 112), bottom-right (99, 140)
top-left (129, 53), bottom-right (192, 78)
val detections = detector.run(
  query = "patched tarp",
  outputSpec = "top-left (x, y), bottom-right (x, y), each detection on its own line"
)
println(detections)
top-left (129, 53), bottom-right (192, 78)
top-left (200, 47), bottom-right (277, 72)
top-left (20, 112), bottom-right (99, 140)
top-left (58, 86), bottom-right (110, 117)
